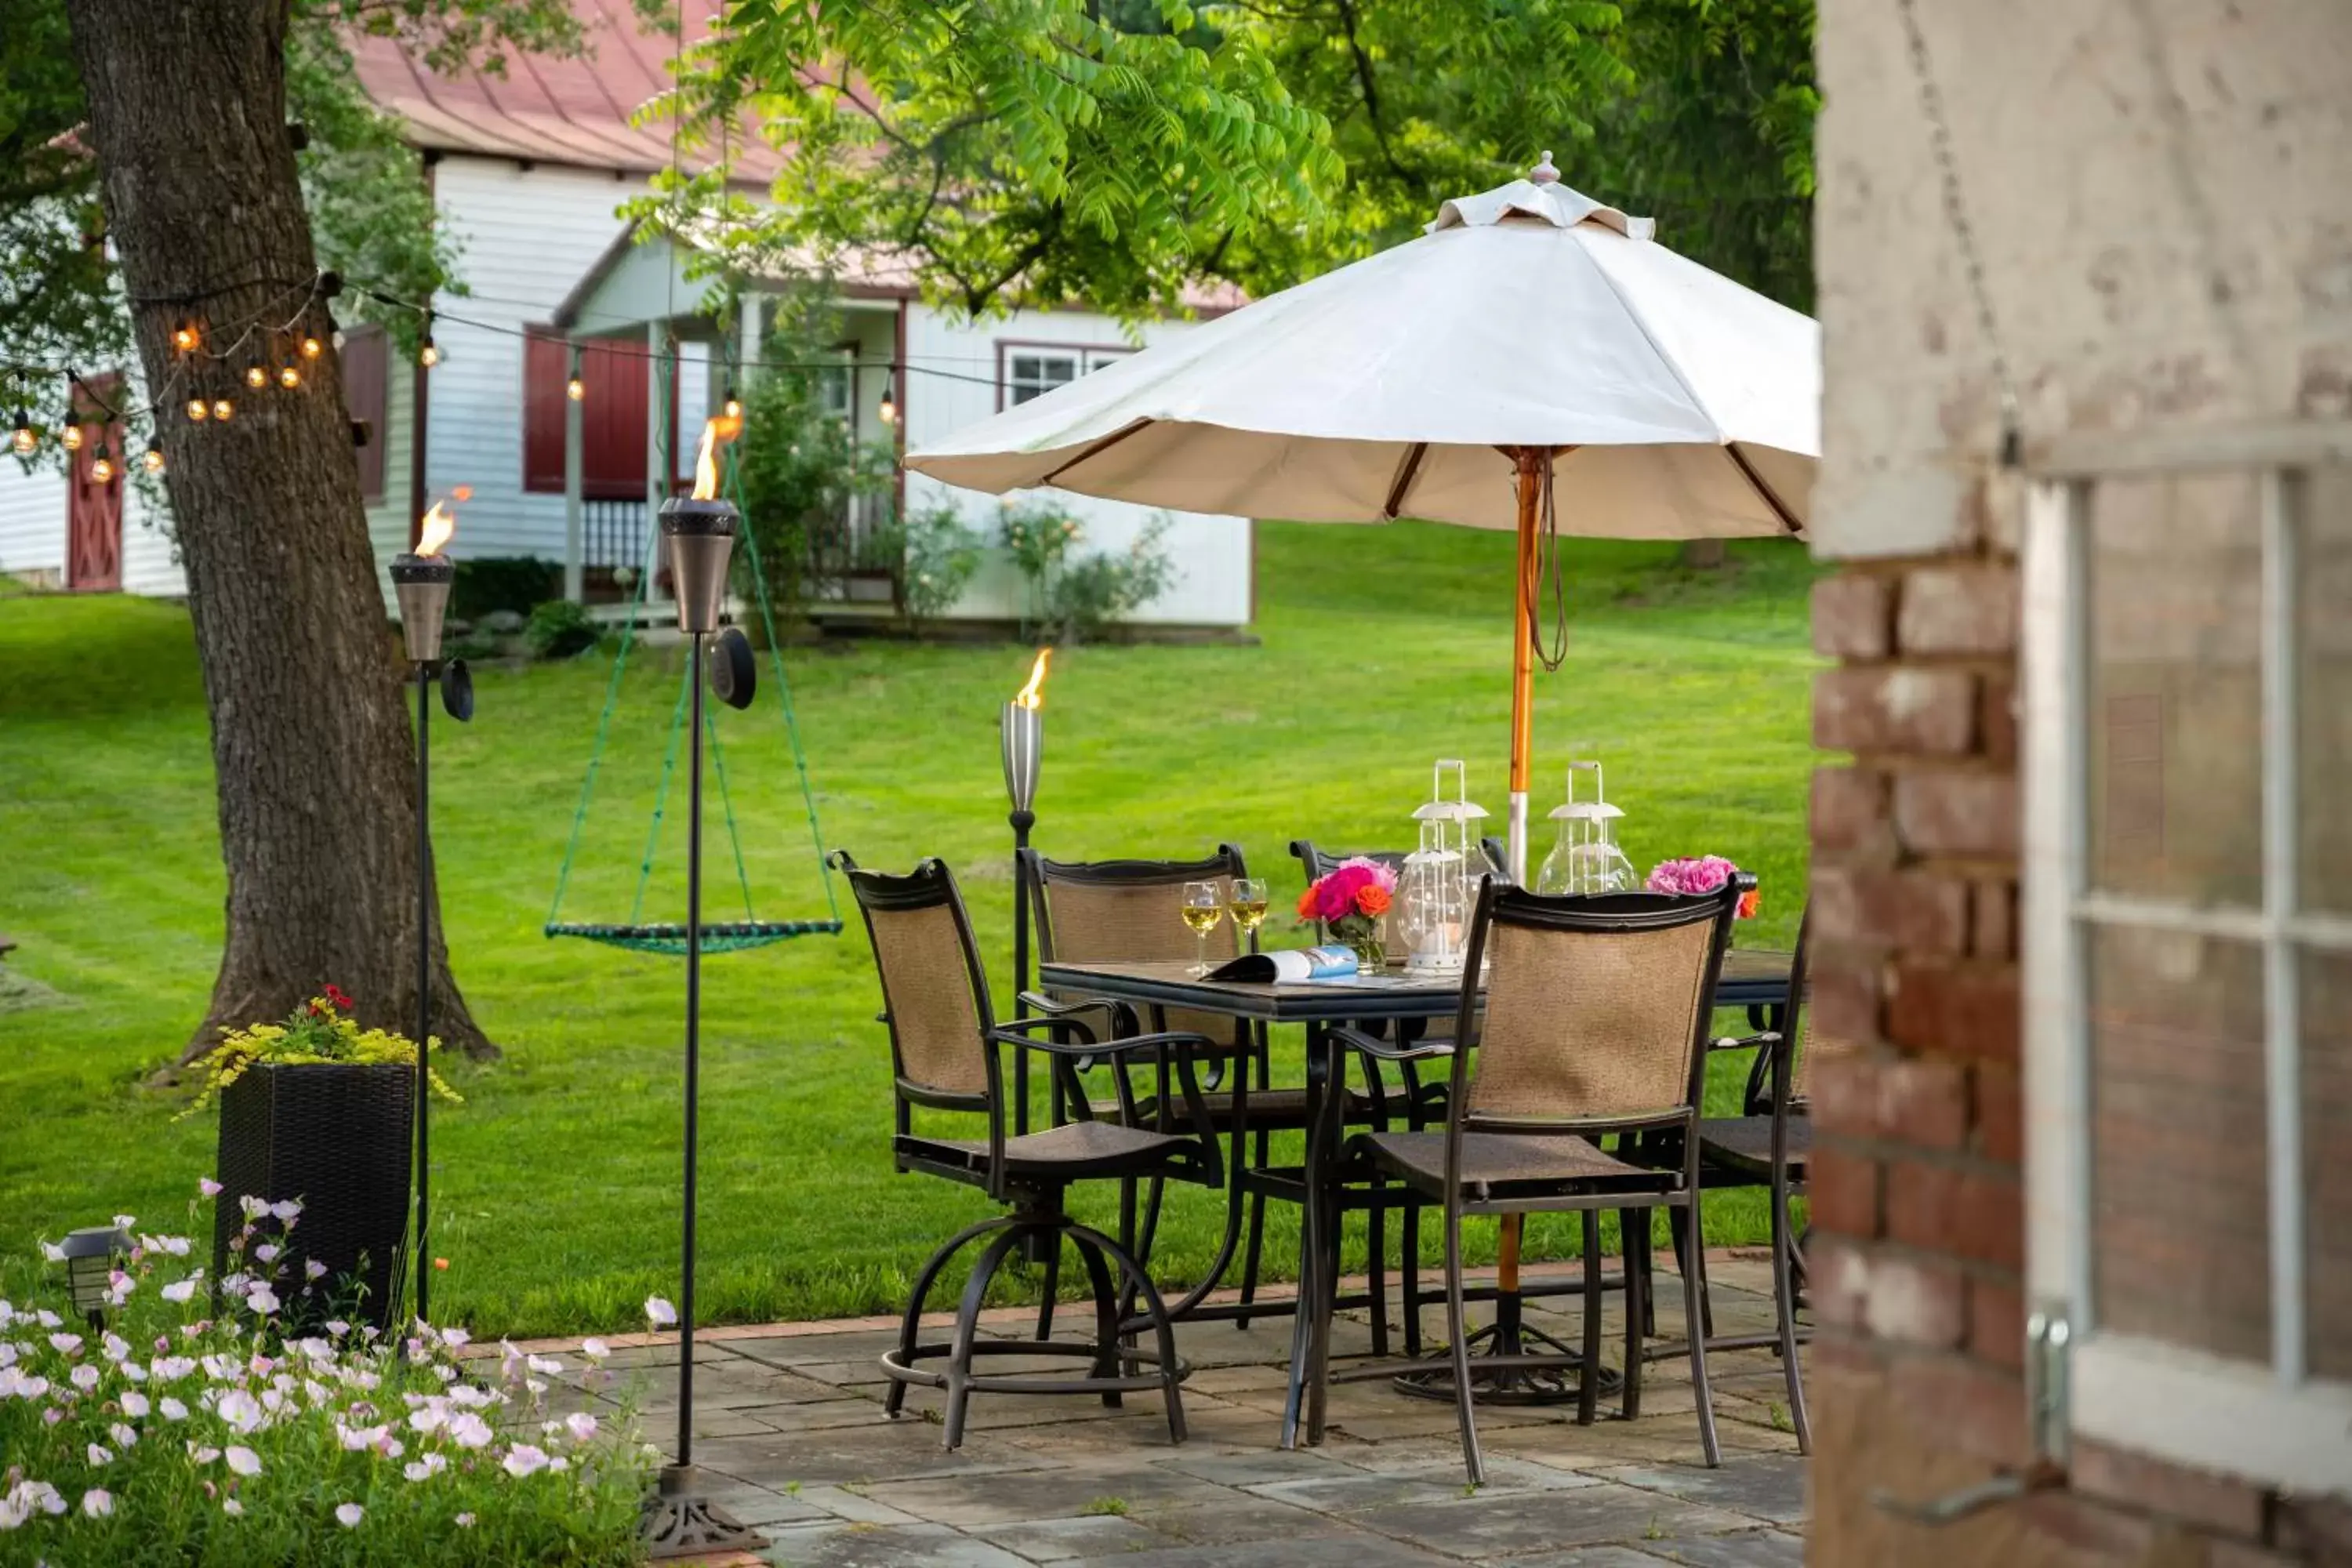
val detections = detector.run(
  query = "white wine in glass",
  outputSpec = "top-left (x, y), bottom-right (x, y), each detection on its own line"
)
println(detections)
top-left (1181, 880), bottom-right (1224, 975)
top-left (1226, 877), bottom-right (1270, 938)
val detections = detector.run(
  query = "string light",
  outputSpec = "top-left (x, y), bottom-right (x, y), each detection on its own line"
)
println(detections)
top-left (722, 388), bottom-right (742, 420)
top-left (566, 374), bottom-right (585, 401)
top-left (10, 411), bottom-right (32, 455)
top-left (300, 335), bottom-right (323, 360)
top-left (212, 399), bottom-right (233, 421)
top-left (172, 323), bottom-right (200, 354)
top-left (60, 425), bottom-right (82, 452)
top-left (418, 336), bottom-right (440, 368)
top-left (90, 446), bottom-right (114, 484)
top-left (278, 365), bottom-right (301, 390)
top-left (877, 370), bottom-right (898, 426)
top-left (143, 442), bottom-right (165, 474)
top-left (187, 399), bottom-right (209, 423)
top-left (245, 364), bottom-right (267, 390)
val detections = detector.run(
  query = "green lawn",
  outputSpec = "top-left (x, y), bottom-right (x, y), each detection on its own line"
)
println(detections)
top-left (0, 522), bottom-right (1820, 1336)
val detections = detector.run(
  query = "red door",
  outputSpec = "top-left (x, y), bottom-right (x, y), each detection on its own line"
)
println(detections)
top-left (65, 411), bottom-right (125, 593)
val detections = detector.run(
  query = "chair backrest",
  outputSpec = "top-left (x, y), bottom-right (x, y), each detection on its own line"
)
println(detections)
top-left (1454, 879), bottom-right (1739, 1131)
top-left (835, 853), bottom-right (995, 1107)
top-left (1786, 907), bottom-right (1817, 1102)
top-left (1025, 845), bottom-right (1250, 1047)
top-left (1289, 840), bottom-right (1410, 950)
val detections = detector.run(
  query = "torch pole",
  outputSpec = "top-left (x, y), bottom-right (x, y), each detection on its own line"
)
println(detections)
top-left (1011, 807), bottom-right (1033, 1135)
top-left (414, 662), bottom-right (433, 1330)
top-left (680, 630), bottom-right (706, 1472)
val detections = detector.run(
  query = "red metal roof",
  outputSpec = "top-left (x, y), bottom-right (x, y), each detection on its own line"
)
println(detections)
top-left (350, 0), bottom-right (781, 178)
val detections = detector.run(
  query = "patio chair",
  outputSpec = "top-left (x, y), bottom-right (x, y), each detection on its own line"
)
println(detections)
top-left (1691, 907), bottom-right (1813, 1451)
top-left (834, 851), bottom-right (1224, 1450)
top-left (1022, 845), bottom-right (1386, 1342)
top-left (1347, 876), bottom-right (1743, 1483)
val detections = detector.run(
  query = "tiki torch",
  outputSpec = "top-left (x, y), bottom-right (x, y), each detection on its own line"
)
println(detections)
top-left (642, 419), bottom-right (762, 1560)
top-left (387, 494), bottom-right (473, 1334)
top-left (1003, 648), bottom-right (1049, 1132)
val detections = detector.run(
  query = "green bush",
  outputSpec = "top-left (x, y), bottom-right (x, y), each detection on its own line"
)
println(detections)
top-left (450, 557), bottom-right (561, 622)
top-left (523, 600), bottom-right (598, 660)
top-left (1000, 505), bottom-right (1178, 642)
top-left (893, 505), bottom-right (985, 630)
top-left (0, 1182), bottom-right (652, 1565)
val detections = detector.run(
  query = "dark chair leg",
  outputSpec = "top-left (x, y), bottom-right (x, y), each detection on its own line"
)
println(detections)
top-left (1621, 1206), bottom-right (1646, 1420)
top-left (1118, 1175), bottom-right (1167, 1332)
top-left (887, 1215), bottom-right (1004, 1419)
top-left (1578, 1209), bottom-right (1602, 1427)
top-left (1443, 1203), bottom-right (1483, 1486)
top-left (1080, 1221), bottom-right (1188, 1445)
top-left (1036, 1227), bottom-right (1062, 1342)
top-left (1236, 1186), bottom-right (1270, 1329)
top-left (1630, 1204), bottom-right (1656, 1340)
top-left (1677, 1200), bottom-right (1722, 1468)
top-left (942, 1225), bottom-right (1029, 1450)
top-left (1368, 1176), bottom-right (1390, 1359)
top-left (1401, 1193), bottom-right (1424, 1357)
top-left (1068, 1228), bottom-right (1125, 1408)
top-left (1772, 1163), bottom-right (1811, 1454)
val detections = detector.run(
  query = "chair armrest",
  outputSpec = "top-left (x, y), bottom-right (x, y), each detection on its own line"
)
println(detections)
top-left (1330, 1024), bottom-right (1454, 1063)
top-left (992, 1013), bottom-right (1102, 1047)
top-left (1709, 1029), bottom-right (1781, 1051)
top-left (987, 1026), bottom-right (1222, 1060)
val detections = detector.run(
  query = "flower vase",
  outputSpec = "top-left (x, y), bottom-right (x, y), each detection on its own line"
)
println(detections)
top-left (1351, 934), bottom-right (1388, 976)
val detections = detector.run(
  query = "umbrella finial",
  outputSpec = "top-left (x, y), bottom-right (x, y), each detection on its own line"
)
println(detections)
top-left (1530, 151), bottom-right (1560, 186)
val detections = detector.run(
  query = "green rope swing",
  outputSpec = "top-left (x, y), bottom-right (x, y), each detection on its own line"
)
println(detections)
top-left (544, 350), bottom-right (844, 956)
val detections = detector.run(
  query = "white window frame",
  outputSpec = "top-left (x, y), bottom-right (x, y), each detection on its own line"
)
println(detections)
top-left (2023, 419), bottom-right (2352, 1494)
top-left (1001, 344), bottom-right (1129, 408)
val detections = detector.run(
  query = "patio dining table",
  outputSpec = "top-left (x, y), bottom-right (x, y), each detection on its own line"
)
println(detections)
top-left (1035, 947), bottom-right (1794, 1449)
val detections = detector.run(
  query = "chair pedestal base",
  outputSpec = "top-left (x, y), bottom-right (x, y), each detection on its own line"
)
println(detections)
top-left (882, 1210), bottom-right (1190, 1450)
top-left (1392, 1292), bottom-right (1625, 1406)
top-left (640, 1464), bottom-right (767, 1559)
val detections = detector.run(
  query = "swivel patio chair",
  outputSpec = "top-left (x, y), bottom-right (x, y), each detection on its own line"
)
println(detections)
top-left (1022, 845), bottom-right (1385, 1341)
top-left (1692, 907), bottom-right (1813, 1451)
top-left (835, 851), bottom-right (1224, 1450)
top-left (1345, 876), bottom-right (1743, 1483)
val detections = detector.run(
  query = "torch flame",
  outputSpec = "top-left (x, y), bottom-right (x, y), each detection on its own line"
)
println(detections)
top-left (690, 419), bottom-right (721, 502)
top-left (417, 499), bottom-right (456, 557)
top-left (1014, 648), bottom-right (1052, 710)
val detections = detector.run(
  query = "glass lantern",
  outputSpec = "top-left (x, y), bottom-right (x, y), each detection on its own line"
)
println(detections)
top-left (1536, 759), bottom-right (1638, 895)
top-left (1397, 758), bottom-right (1489, 977)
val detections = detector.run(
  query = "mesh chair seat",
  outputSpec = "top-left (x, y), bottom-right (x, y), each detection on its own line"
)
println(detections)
top-left (1134, 1084), bottom-right (1377, 1133)
top-left (904, 1119), bottom-right (1203, 1181)
top-left (1360, 1129), bottom-right (1677, 1198)
top-left (1698, 1116), bottom-right (1812, 1179)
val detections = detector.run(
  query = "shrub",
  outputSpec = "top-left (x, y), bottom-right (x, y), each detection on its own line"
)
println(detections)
top-left (449, 558), bottom-right (561, 623)
top-left (0, 1181), bottom-right (652, 1565)
top-left (892, 505), bottom-right (985, 630)
top-left (523, 601), bottom-right (598, 661)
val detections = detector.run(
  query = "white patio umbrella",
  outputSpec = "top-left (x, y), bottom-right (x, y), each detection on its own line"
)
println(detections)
top-left (909, 154), bottom-right (1820, 878)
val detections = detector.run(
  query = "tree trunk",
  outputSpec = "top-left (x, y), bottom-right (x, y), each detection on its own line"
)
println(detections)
top-left (66, 0), bottom-right (493, 1065)
top-left (1680, 538), bottom-right (1728, 570)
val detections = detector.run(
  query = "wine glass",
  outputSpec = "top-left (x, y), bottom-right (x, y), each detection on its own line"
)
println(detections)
top-left (1181, 880), bottom-right (1225, 976)
top-left (1225, 878), bottom-right (1270, 946)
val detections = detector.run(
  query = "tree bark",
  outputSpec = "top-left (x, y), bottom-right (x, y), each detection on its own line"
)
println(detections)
top-left (65, 0), bottom-right (493, 1065)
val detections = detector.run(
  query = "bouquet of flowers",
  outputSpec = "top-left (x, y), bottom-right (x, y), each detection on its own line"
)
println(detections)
top-left (1297, 857), bottom-right (1399, 970)
top-left (177, 986), bottom-right (461, 1120)
top-left (1646, 855), bottom-right (1762, 918)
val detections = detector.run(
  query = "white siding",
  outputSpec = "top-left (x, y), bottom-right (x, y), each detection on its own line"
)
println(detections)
top-left (0, 462), bottom-right (67, 587)
top-left (118, 483), bottom-right (183, 597)
top-left (366, 354), bottom-right (416, 608)
top-left (423, 157), bottom-right (649, 561)
top-left (901, 303), bottom-right (1253, 629)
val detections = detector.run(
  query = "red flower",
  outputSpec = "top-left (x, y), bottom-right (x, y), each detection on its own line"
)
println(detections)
top-left (1356, 885), bottom-right (1392, 919)
top-left (323, 985), bottom-right (354, 1012)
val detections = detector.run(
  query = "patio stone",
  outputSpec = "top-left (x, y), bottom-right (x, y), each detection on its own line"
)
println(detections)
top-left (858, 1463), bottom-right (1234, 1526)
top-left (755, 1522), bottom-right (1033, 1568)
top-left (1345, 1480), bottom-right (1755, 1557)
top-left (1592, 1457), bottom-right (1809, 1526)
top-left (968, 1514), bottom-right (1169, 1561)
top-left (1058, 1530), bottom-right (1464, 1567)
top-left (695, 1422), bottom-right (1055, 1488)
top-left (1633, 1529), bottom-right (1808, 1566)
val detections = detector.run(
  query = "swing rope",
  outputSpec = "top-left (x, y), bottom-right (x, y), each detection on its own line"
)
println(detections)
top-left (544, 343), bottom-right (844, 954)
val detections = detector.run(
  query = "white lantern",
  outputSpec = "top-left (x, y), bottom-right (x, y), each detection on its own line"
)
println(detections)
top-left (1536, 759), bottom-right (1637, 895)
top-left (1397, 758), bottom-right (1488, 976)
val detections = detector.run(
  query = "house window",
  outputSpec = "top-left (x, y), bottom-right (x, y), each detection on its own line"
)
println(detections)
top-left (339, 327), bottom-right (388, 503)
top-left (2022, 430), bottom-right (2352, 1494)
top-left (1001, 345), bottom-right (1130, 408)
top-left (522, 327), bottom-right (651, 497)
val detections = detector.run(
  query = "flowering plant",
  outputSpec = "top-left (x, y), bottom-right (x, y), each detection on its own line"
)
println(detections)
top-left (1296, 858), bottom-right (1399, 968)
top-left (1646, 856), bottom-right (1762, 919)
top-left (1, 1179), bottom-right (651, 1563)
top-left (177, 988), bottom-right (460, 1120)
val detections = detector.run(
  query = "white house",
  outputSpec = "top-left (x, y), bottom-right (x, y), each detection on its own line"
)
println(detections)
top-left (0, 0), bottom-right (1252, 630)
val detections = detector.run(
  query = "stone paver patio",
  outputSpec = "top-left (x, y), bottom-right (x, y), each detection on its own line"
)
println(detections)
top-left (506, 1251), bottom-right (1808, 1566)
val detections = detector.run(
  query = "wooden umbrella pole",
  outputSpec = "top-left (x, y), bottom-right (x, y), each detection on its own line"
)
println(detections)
top-left (1499, 445), bottom-right (1547, 1304)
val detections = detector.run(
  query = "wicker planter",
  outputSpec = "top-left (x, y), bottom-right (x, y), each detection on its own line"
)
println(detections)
top-left (211, 1062), bottom-right (413, 1333)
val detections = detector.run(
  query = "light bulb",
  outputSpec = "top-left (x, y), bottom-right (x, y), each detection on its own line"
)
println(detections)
top-left (60, 425), bottom-right (82, 452)
top-left (245, 364), bottom-right (267, 390)
top-left (565, 376), bottom-right (585, 402)
top-left (418, 338), bottom-right (440, 368)
top-left (212, 399), bottom-right (233, 421)
top-left (299, 335), bottom-right (323, 360)
top-left (9, 412), bottom-right (31, 455)
top-left (143, 444), bottom-right (165, 474)
top-left (187, 399), bottom-right (209, 423)
top-left (723, 390), bottom-right (742, 420)
top-left (172, 323), bottom-right (199, 353)
top-left (278, 366), bottom-right (301, 390)
top-left (878, 397), bottom-right (897, 426)
top-left (91, 453), bottom-right (115, 483)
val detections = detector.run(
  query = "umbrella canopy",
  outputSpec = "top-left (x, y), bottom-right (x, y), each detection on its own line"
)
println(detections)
top-left (909, 160), bottom-right (1818, 539)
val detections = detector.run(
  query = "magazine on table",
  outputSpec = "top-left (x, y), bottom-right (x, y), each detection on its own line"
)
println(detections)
top-left (1207, 946), bottom-right (1364, 983)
